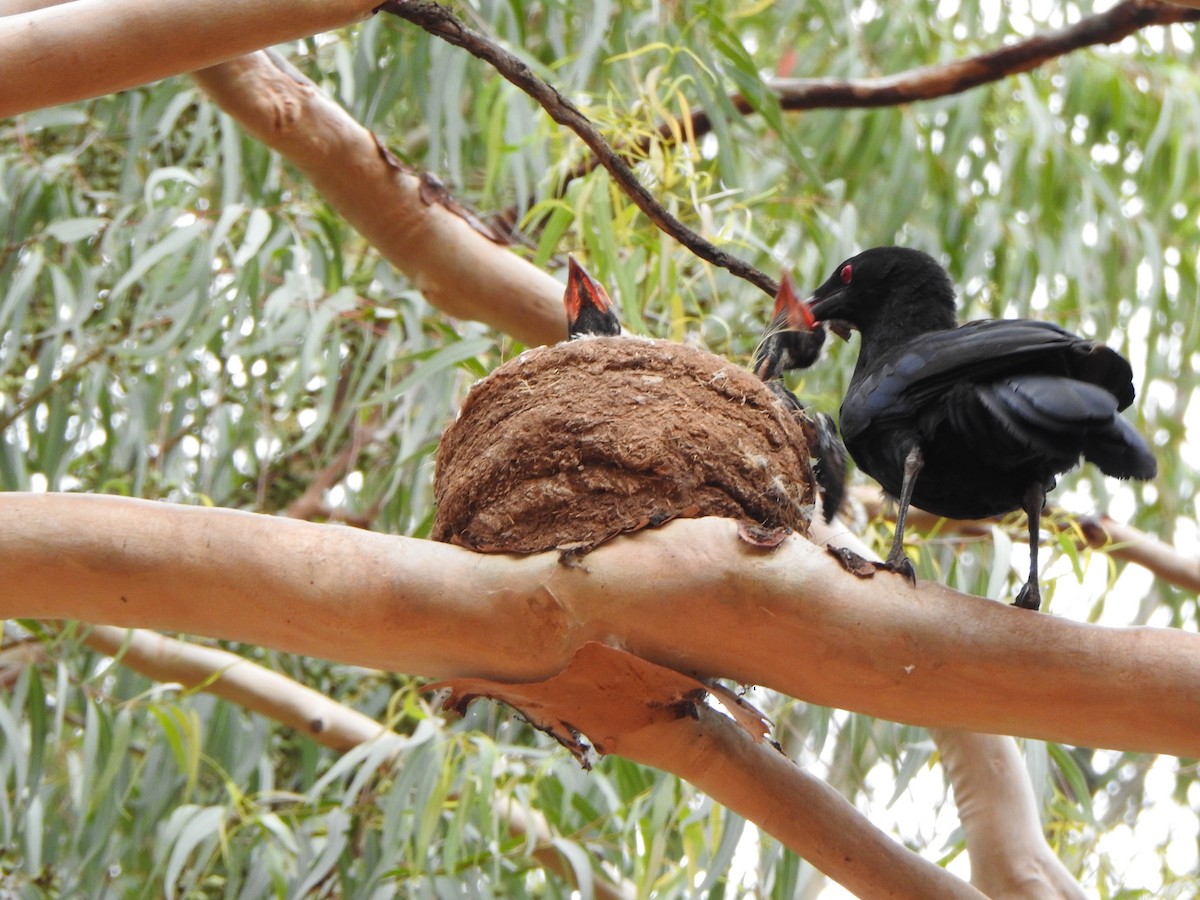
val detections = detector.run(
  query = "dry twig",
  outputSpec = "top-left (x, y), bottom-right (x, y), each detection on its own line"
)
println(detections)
top-left (849, 486), bottom-right (1200, 595)
top-left (534, 0), bottom-right (1200, 211)
top-left (376, 0), bottom-right (781, 296)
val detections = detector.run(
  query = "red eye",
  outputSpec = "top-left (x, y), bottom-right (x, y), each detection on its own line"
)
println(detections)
top-left (840, 264), bottom-right (853, 284)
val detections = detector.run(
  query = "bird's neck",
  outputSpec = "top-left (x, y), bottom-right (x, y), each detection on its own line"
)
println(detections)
top-left (856, 286), bottom-right (957, 370)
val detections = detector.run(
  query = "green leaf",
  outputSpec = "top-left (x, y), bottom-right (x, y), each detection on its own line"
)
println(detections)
top-left (42, 216), bottom-right (107, 243)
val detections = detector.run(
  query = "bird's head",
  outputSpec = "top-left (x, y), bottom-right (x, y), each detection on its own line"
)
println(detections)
top-left (564, 257), bottom-right (620, 339)
top-left (753, 271), bottom-right (826, 380)
top-left (806, 246), bottom-right (957, 340)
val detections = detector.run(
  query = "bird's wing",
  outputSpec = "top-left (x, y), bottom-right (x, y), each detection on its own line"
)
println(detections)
top-left (946, 372), bottom-right (1158, 480)
top-left (843, 319), bottom-right (1135, 440)
top-left (868, 321), bottom-right (1128, 410)
top-left (947, 374), bottom-right (1119, 461)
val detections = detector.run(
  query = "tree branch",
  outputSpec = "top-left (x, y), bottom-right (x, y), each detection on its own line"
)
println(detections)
top-left (807, 521), bottom-right (1087, 897)
top-left (931, 729), bottom-right (1088, 899)
top-left (768, 0), bottom-right (1200, 110)
top-left (4, 1), bottom-right (569, 345)
top-left (440, 643), bottom-right (982, 897)
top-left (79, 625), bottom-right (633, 899)
top-left (0, 0), bottom-right (379, 117)
top-left (624, 706), bottom-right (983, 898)
top-left (376, 0), bottom-right (781, 297)
top-left (70, 522), bottom-right (1086, 898)
top-left (3, 493), bottom-right (1198, 756)
top-left (83, 625), bottom-right (390, 749)
top-left (192, 51), bottom-right (568, 347)
top-left (850, 487), bottom-right (1200, 595)
top-left (542, 0), bottom-right (1200, 203)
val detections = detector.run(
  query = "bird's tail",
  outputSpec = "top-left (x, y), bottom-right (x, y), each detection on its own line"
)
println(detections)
top-left (1085, 416), bottom-right (1157, 480)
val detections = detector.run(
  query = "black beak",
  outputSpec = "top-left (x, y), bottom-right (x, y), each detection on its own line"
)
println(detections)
top-left (807, 289), bottom-right (854, 341)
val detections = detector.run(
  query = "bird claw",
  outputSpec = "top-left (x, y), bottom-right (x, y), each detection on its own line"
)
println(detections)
top-left (1013, 582), bottom-right (1042, 611)
top-left (881, 555), bottom-right (917, 587)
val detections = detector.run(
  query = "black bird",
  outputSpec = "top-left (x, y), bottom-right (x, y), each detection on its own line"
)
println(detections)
top-left (564, 257), bottom-right (620, 338)
top-left (753, 273), bottom-right (848, 523)
top-left (805, 246), bottom-right (1156, 610)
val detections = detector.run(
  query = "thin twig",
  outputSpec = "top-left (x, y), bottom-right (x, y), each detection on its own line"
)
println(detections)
top-left (528, 0), bottom-right (1200, 214)
top-left (376, 0), bottom-right (780, 297)
top-left (0, 341), bottom-right (109, 433)
top-left (284, 415), bottom-right (381, 527)
top-left (850, 485), bottom-right (1200, 594)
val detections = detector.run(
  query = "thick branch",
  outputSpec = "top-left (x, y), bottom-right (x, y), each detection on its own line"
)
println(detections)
top-left (931, 729), bottom-right (1087, 900)
top-left (451, 645), bottom-right (980, 898)
top-left (377, 0), bottom-right (780, 297)
top-left (0, 0), bottom-right (378, 117)
top-left (441, 643), bottom-right (984, 897)
top-left (2, 493), bottom-right (1198, 756)
top-left (85, 521), bottom-right (1074, 897)
top-left (622, 709), bottom-right (980, 898)
top-left (192, 52), bottom-right (566, 347)
top-left (85, 625), bottom-right (972, 896)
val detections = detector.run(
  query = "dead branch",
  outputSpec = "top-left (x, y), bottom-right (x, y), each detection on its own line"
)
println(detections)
top-left (3, 493), bottom-right (1198, 756)
top-left (768, 0), bottom-right (1200, 110)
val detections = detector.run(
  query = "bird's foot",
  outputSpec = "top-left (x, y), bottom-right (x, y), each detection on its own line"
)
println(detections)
top-left (880, 554), bottom-right (917, 587)
top-left (1013, 582), bottom-right (1042, 611)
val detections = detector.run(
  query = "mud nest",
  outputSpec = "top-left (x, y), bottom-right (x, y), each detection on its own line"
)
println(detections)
top-left (432, 336), bottom-right (815, 554)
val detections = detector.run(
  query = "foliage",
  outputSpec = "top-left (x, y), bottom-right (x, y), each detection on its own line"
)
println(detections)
top-left (2, 0), bottom-right (1198, 894)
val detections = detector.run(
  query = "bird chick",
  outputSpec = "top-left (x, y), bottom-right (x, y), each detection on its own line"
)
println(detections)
top-left (753, 272), bottom-right (846, 523)
top-left (564, 257), bottom-right (620, 339)
top-left (753, 272), bottom-right (826, 380)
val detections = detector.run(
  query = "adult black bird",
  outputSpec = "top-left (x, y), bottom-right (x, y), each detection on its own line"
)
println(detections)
top-left (564, 257), bottom-right (620, 338)
top-left (805, 246), bottom-right (1156, 610)
top-left (753, 273), bottom-right (848, 523)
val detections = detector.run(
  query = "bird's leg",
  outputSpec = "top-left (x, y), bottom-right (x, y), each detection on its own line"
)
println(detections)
top-left (1013, 484), bottom-right (1046, 610)
top-left (882, 445), bottom-right (923, 586)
